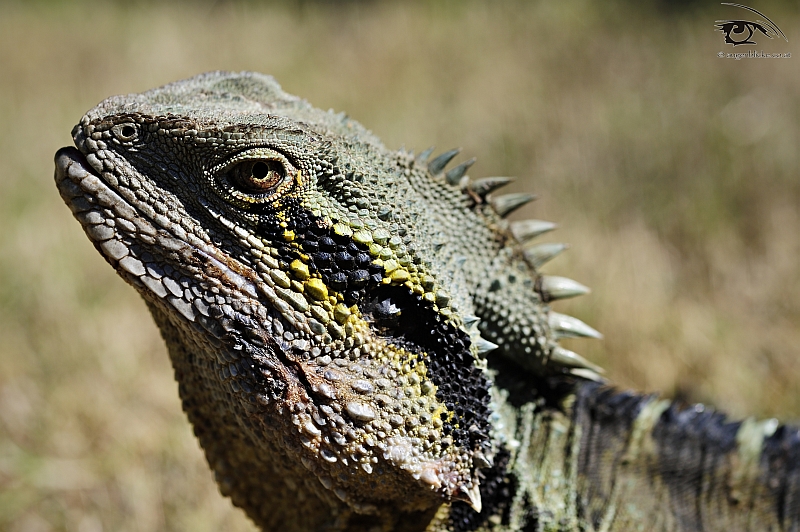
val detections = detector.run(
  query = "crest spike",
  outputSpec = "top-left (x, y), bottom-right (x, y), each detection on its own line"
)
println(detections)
top-left (445, 157), bottom-right (476, 185)
top-left (428, 148), bottom-right (461, 175)
top-left (468, 176), bottom-right (515, 198)
top-left (474, 451), bottom-right (492, 469)
top-left (539, 275), bottom-right (590, 301)
top-left (417, 146), bottom-right (435, 164)
top-left (490, 193), bottom-right (537, 217)
top-left (523, 242), bottom-right (569, 269)
top-left (549, 346), bottom-right (604, 373)
top-left (453, 483), bottom-right (483, 514)
top-left (548, 312), bottom-right (602, 339)
top-left (463, 315), bottom-right (481, 327)
top-left (510, 219), bottom-right (557, 243)
top-left (474, 337), bottom-right (499, 357)
top-left (570, 368), bottom-right (607, 383)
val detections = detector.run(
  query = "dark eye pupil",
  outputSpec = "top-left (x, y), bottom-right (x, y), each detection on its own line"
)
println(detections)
top-left (121, 126), bottom-right (135, 137)
top-left (252, 161), bottom-right (269, 180)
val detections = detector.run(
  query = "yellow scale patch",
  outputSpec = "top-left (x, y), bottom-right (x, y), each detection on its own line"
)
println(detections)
top-left (274, 218), bottom-right (457, 436)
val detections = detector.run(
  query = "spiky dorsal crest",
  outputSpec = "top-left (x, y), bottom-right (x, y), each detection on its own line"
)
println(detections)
top-left (416, 148), bottom-right (603, 379)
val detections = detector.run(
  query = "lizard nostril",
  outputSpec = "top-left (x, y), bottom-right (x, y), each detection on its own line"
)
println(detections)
top-left (121, 125), bottom-right (135, 137)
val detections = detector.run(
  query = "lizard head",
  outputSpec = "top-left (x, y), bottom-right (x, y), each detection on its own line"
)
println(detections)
top-left (55, 71), bottom-right (600, 521)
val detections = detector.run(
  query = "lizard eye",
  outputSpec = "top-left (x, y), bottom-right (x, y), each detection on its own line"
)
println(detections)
top-left (229, 160), bottom-right (285, 194)
top-left (213, 148), bottom-right (297, 205)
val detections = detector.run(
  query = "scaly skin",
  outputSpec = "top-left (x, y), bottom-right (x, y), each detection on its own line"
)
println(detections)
top-left (54, 72), bottom-right (800, 531)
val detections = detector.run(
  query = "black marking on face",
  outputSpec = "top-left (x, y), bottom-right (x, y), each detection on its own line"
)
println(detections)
top-left (361, 292), bottom-right (403, 329)
top-left (359, 285), bottom-right (493, 453)
top-left (449, 447), bottom-right (515, 531)
top-left (254, 205), bottom-right (493, 453)
top-left (306, 233), bottom-right (381, 306)
top-left (255, 201), bottom-right (383, 306)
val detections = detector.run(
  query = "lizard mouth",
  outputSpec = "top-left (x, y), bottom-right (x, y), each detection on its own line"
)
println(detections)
top-left (55, 146), bottom-right (96, 180)
top-left (55, 146), bottom-right (105, 205)
top-left (55, 146), bottom-right (264, 321)
top-left (54, 146), bottom-right (155, 274)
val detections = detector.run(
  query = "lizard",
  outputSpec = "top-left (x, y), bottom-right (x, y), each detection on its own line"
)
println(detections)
top-left (53, 71), bottom-right (800, 531)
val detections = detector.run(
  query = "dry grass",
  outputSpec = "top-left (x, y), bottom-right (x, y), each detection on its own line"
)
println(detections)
top-left (0, 1), bottom-right (798, 530)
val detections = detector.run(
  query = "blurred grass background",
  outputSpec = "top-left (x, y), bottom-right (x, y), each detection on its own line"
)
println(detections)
top-left (1, 0), bottom-right (798, 530)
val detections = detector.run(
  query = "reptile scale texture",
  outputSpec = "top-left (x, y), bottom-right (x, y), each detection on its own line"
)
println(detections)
top-left (54, 72), bottom-right (799, 531)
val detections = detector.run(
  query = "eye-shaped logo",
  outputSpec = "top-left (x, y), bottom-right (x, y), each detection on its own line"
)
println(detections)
top-left (716, 3), bottom-right (787, 46)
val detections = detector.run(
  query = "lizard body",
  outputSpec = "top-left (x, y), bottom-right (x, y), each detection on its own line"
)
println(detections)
top-left (55, 72), bottom-right (800, 531)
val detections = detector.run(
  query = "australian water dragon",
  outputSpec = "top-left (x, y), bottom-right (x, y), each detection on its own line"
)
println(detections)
top-left (54, 71), bottom-right (800, 531)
